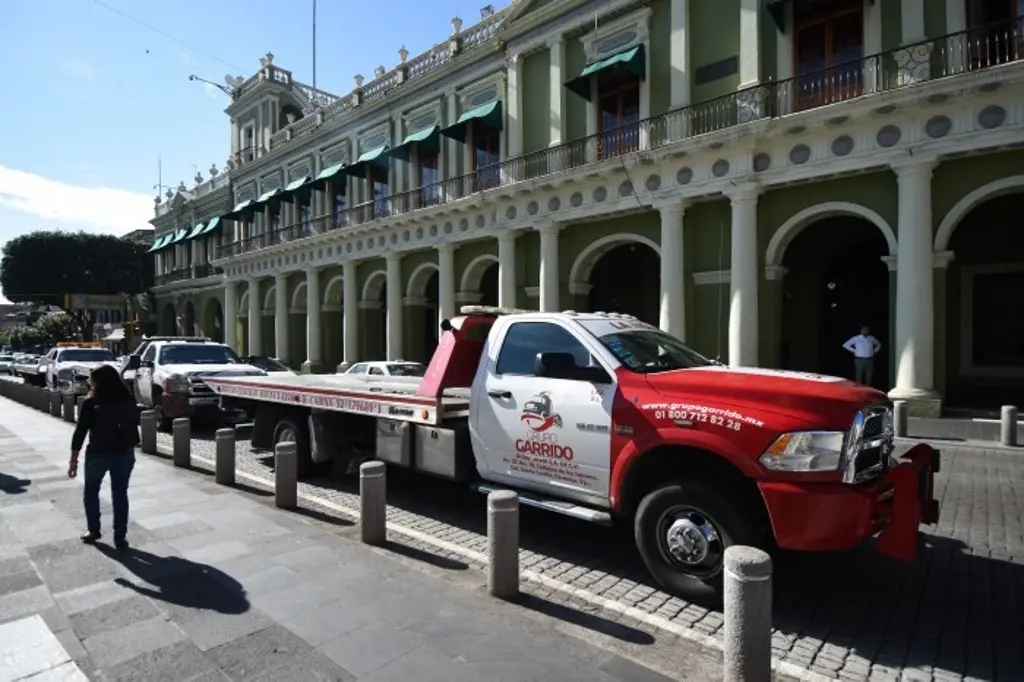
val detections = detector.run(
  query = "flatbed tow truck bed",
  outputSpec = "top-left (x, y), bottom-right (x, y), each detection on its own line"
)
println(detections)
top-left (203, 372), bottom-right (471, 425)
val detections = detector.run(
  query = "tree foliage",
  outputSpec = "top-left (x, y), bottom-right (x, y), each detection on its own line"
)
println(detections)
top-left (34, 311), bottom-right (77, 343)
top-left (7, 325), bottom-right (45, 351)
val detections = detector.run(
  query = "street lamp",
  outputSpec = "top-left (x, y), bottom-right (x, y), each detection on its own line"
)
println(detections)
top-left (188, 74), bottom-right (234, 96)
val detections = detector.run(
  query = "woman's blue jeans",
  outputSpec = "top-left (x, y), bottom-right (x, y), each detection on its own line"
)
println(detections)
top-left (83, 451), bottom-right (136, 541)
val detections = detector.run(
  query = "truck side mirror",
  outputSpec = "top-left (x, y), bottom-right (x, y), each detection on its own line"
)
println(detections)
top-left (140, 360), bottom-right (154, 369)
top-left (534, 352), bottom-right (610, 384)
top-left (126, 355), bottom-right (141, 370)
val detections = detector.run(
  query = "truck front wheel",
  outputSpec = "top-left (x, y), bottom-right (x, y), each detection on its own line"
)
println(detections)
top-left (634, 480), bottom-right (761, 603)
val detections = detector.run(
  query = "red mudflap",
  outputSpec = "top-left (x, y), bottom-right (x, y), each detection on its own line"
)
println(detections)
top-left (874, 444), bottom-right (941, 562)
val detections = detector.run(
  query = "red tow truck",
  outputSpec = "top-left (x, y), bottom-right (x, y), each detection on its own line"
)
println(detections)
top-left (202, 307), bottom-right (940, 601)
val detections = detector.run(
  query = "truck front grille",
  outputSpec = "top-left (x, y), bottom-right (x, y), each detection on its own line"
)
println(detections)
top-left (843, 403), bottom-right (894, 484)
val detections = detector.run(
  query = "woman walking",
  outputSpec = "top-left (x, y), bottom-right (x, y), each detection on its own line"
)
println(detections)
top-left (67, 364), bottom-right (140, 549)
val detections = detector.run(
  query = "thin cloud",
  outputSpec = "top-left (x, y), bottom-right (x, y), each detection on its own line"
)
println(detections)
top-left (64, 59), bottom-right (99, 82)
top-left (0, 165), bottom-right (154, 235)
top-left (203, 82), bottom-right (221, 100)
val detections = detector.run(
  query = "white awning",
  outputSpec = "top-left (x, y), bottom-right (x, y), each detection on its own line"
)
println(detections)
top-left (103, 328), bottom-right (125, 341)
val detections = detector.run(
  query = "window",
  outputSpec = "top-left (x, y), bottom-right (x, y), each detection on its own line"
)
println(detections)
top-left (369, 366), bottom-right (385, 376)
top-left (418, 149), bottom-right (441, 207)
top-left (347, 363), bottom-right (367, 374)
top-left (329, 181), bottom-right (348, 228)
top-left (495, 322), bottom-right (592, 376)
top-left (142, 345), bottom-right (157, 363)
top-left (966, 0), bottom-right (1024, 67)
top-left (387, 363), bottom-right (427, 377)
top-left (793, 1), bottom-right (863, 110)
top-left (58, 349), bottom-right (116, 363)
top-left (472, 127), bottom-right (501, 191)
top-left (159, 344), bottom-right (240, 365)
top-left (369, 165), bottom-right (389, 219)
top-left (267, 204), bottom-right (281, 234)
top-left (597, 68), bottom-right (641, 158)
top-left (593, 329), bottom-right (712, 374)
top-left (299, 203), bottom-right (313, 236)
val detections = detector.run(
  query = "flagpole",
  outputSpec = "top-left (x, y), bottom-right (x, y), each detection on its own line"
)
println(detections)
top-left (312, 0), bottom-right (318, 93)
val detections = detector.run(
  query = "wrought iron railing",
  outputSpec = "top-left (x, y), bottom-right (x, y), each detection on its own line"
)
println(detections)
top-left (216, 17), bottom-right (1021, 261)
top-left (154, 269), bottom-right (192, 286)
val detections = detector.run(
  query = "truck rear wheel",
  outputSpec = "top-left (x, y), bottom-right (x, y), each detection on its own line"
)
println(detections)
top-left (272, 416), bottom-right (317, 478)
top-left (634, 480), bottom-right (761, 604)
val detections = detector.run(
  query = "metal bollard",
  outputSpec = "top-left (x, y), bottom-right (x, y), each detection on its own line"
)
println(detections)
top-left (893, 400), bottom-right (908, 438)
top-left (487, 490), bottom-right (520, 599)
top-left (215, 428), bottom-right (236, 485)
top-left (172, 418), bottom-right (191, 467)
top-left (274, 442), bottom-right (298, 509)
top-left (359, 461), bottom-right (387, 545)
top-left (1001, 405), bottom-right (1019, 447)
top-left (140, 410), bottom-right (157, 454)
top-left (723, 546), bottom-right (773, 682)
top-left (49, 389), bottom-right (61, 417)
top-left (62, 394), bottom-right (76, 423)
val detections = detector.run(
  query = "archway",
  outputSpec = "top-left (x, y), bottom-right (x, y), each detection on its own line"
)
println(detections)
top-left (421, 271), bottom-right (440, 361)
top-left (160, 303), bottom-right (176, 335)
top-left (480, 262), bottom-right (498, 307)
top-left (407, 263), bottom-right (440, 362)
top-left (582, 239), bottom-right (660, 325)
top-left (944, 189), bottom-right (1024, 408)
top-left (202, 298), bottom-right (224, 343)
top-left (290, 282), bottom-right (307, 368)
top-left (183, 301), bottom-right (196, 336)
top-left (322, 276), bottom-right (344, 369)
top-left (361, 270), bottom-right (387, 361)
top-left (460, 255), bottom-right (499, 307)
top-left (779, 215), bottom-right (890, 386)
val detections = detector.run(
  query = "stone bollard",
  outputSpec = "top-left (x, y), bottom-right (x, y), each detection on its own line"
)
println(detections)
top-left (274, 442), bottom-right (298, 509)
top-left (893, 400), bottom-right (908, 438)
top-left (215, 428), bottom-right (236, 485)
top-left (487, 490), bottom-right (520, 599)
top-left (1001, 405), bottom-right (1019, 447)
top-left (49, 389), bottom-right (61, 417)
top-left (76, 395), bottom-right (87, 421)
top-left (723, 546), bottom-right (773, 682)
top-left (172, 418), bottom-right (191, 467)
top-left (140, 410), bottom-right (157, 454)
top-left (62, 394), bottom-right (76, 423)
top-left (359, 461), bottom-right (387, 545)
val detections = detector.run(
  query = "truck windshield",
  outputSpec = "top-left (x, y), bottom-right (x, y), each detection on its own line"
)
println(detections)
top-left (58, 349), bottom-right (115, 362)
top-left (389, 363), bottom-right (426, 377)
top-left (596, 330), bottom-right (713, 374)
top-left (159, 345), bottom-right (240, 365)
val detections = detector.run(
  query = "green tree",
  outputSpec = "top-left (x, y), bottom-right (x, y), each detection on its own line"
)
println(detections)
top-left (8, 325), bottom-right (44, 351)
top-left (0, 231), bottom-right (153, 340)
top-left (34, 311), bottom-right (77, 343)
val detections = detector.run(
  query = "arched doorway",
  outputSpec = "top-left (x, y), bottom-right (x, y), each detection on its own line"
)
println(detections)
top-left (780, 216), bottom-right (890, 386)
top-left (183, 301), bottom-right (196, 336)
top-left (587, 242), bottom-right (660, 325)
top-left (479, 262), bottom-right (498, 307)
top-left (160, 303), bottom-right (176, 335)
top-left (202, 298), bottom-right (224, 343)
top-left (361, 271), bottom-right (387, 361)
top-left (944, 190), bottom-right (1024, 408)
top-left (421, 270), bottom-right (439, 361)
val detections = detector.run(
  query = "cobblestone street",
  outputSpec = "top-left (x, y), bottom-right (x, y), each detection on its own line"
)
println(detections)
top-left (159, 428), bottom-right (1024, 682)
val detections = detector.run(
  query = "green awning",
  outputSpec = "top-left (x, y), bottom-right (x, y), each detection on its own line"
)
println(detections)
top-left (186, 223), bottom-right (207, 240)
top-left (565, 44), bottom-right (646, 100)
top-left (257, 188), bottom-right (282, 203)
top-left (309, 163), bottom-right (346, 190)
top-left (284, 176), bottom-right (310, 192)
top-left (197, 216), bottom-right (221, 236)
top-left (390, 126), bottom-right (440, 162)
top-left (222, 199), bottom-right (256, 221)
top-left (439, 101), bottom-right (503, 143)
top-left (147, 234), bottom-right (172, 253)
top-left (169, 228), bottom-right (189, 245)
top-left (342, 145), bottom-right (391, 177)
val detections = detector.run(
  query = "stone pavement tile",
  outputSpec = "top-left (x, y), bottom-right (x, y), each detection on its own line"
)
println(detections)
top-left (250, 580), bottom-right (340, 623)
top-left (54, 626), bottom-right (89, 662)
top-left (281, 600), bottom-right (378, 647)
top-left (68, 595), bottom-right (163, 640)
top-left (0, 614), bottom-right (73, 681)
top-left (317, 620), bottom-right (426, 676)
top-left (37, 479), bottom-right (83, 494)
top-left (0, 543), bottom-right (29, 563)
top-left (80, 615), bottom-right (185, 668)
top-left (600, 654), bottom-right (680, 682)
top-left (53, 580), bottom-right (133, 616)
top-left (29, 539), bottom-right (123, 593)
top-left (24, 660), bottom-right (90, 681)
top-left (357, 645), bottom-right (480, 682)
top-left (181, 539), bottom-right (253, 565)
top-left (0, 584), bottom-right (56, 625)
top-left (0, 553), bottom-right (34, 578)
top-left (207, 624), bottom-right (355, 681)
top-left (0, 565), bottom-right (43, 597)
top-left (134, 510), bottom-right (198, 531)
top-left (227, 564), bottom-right (300, 598)
top-left (270, 544), bottom-right (348, 573)
top-left (164, 529), bottom-right (241, 555)
top-left (99, 639), bottom-right (219, 682)
top-left (176, 605), bottom-right (275, 652)
top-left (143, 519), bottom-right (218, 543)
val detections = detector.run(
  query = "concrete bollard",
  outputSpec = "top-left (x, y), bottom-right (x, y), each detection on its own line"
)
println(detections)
top-left (48, 390), bottom-right (61, 417)
top-left (140, 410), bottom-right (157, 454)
top-left (723, 545), bottom-right (773, 682)
top-left (172, 418), bottom-right (191, 467)
top-left (487, 490), bottom-right (520, 599)
top-left (359, 461), bottom-right (387, 545)
top-left (274, 442), bottom-right (298, 509)
top-left (1001, 405), bottom-right (1019, 447)
top-left (76, 395), bottom-right (87, 421)
top-left (62, 394), bottom-right (76, 423)
top-left (215, 428), bottom-right (236, 485)
top-left (893, 400), bottom-right (908, 438)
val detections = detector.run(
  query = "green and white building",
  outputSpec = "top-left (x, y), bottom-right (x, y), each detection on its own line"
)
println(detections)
top-left (149, 0), bottom-right (1024, 415)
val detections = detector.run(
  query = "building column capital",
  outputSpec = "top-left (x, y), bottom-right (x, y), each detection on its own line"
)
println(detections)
top-left (654, 198), bottom-right (691, 217)
top-left (724, 183), bottom-right (761, 204)
top-left (891, 157), bottom-right (937, 180)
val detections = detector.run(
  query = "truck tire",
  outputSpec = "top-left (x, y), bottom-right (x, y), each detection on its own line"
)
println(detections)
top-left (272, 416), bottom-right (316, 478)
top-left (634, 479), bottom-right (762, 604)
top-left (153, 390), bottom-right (173, 432)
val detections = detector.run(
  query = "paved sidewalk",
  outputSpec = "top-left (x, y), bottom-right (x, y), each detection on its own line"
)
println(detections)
top-left (0, 399), bottom-right (719, 682)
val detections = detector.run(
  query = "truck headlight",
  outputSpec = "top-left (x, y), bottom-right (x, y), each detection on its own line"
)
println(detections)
top-left (759, 431), bottom-right (846, 472)
top-left (164, 375), bottom-right (190, 393)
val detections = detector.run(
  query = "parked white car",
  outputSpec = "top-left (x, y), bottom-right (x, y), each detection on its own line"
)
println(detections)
top-left (343, 361), bottom-right (427, 377)
top-left (0, 354), bottom-right (14, 374)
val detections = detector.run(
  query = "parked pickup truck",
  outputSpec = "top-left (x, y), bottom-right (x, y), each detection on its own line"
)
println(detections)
top-left (201, 306), bottom-right (940, 601)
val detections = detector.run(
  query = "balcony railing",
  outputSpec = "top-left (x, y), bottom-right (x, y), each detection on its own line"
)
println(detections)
top-left (216, 18), bottom-right (1021, 261)
top-left (154, 263), bottom-right (216, 285)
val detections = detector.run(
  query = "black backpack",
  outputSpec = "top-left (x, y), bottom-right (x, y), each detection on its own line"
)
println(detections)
top-left (94, 400), bottom-right (140, 450)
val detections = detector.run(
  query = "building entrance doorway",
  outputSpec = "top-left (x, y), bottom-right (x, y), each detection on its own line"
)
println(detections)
top-left (780, 216), bottom-right (890, 387)
top-left (587, 242), bottom-right (660, 325)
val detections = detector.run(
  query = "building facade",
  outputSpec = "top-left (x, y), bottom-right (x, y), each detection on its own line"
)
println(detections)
top-left (149, 0), bottom-right (1024, 415)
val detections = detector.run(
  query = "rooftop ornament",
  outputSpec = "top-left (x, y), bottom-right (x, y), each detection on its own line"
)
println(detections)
top-left (399, 46), bottom-right (409, 64)
top-left (452, 16), bottom-right (463, 34)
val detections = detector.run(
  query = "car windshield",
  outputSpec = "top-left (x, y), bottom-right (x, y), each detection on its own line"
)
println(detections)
top-left (0, 355), bottom-right (12, 361)
top-left (388, 363), bottom-right (426, 377)
top-left (596, 330), bottom-right (714, 374)
top-left (159, 344), bottom-right (240, 365)
top-left (59, 349), bottom-right (115, 362)
top-left (246, 356), bottom-right (289, 372)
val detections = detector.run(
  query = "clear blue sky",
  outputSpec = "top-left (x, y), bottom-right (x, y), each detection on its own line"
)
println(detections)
top-left (0, 0), bottom-right (511, 303)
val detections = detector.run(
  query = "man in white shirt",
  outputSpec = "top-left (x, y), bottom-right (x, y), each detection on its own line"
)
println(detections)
top-left (843, 325), bottom-right (882, 386)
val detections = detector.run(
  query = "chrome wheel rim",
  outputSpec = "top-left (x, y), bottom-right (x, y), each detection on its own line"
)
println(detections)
top-left (656, 506), bottom-right (725, 579)
top-left (276, 426), bottom-right (297, 444)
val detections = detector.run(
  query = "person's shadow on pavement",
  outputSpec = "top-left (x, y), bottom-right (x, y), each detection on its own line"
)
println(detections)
top-left (98, 545), bottom-right (250, 616)
top-left (0, 472), bottom-right (31, 494)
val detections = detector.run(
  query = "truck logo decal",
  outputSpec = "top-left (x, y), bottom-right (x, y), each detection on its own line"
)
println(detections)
top-left (520, 392), bottom-right (563, 432)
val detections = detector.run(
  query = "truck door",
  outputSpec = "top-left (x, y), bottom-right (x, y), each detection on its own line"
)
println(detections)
top-left (137, 345), bottom-right (158, 405)
top-left (472, 320), bottom-right (614, 507)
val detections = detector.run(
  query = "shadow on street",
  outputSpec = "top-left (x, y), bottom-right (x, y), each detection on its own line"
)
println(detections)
top-left (0, 472), bottom-right (31, 494)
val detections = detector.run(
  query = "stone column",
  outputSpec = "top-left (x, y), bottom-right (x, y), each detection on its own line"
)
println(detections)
top-left (507, 55), bottom-right (523, 158)
top-left (669, 0), bottom-right (690, 108)
top-left (341, 261), bottom-right (359, 369)
top-left (727, 185), bottom-right (760, 367)
top-left (658, 200), bottom-right (689, 341)
top-left (247, 278), bottom-right (262, 355)
top-left (274, 274), bottom-right (289, 362)
top-left (303, 267), bottom-right (321, 373)
top-left (444, 90), bottom-right (459, 199)
top-left (889, 160), bottom-right (940, 415)
top-left (385, 253), bottom-right (403, 360)
top-left (224, 280), bottom-right (238, 351)
top-left (548, 36), bottom-right (566, 146)
top-left (437, 243), bottom-right (456, 324)
top-left (498, 231), bottom-right (517, 309)
top-left (537, 223), bottom-right (561, 313)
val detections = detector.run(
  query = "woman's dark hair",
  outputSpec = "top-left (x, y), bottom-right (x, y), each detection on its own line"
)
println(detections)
top-left (90, 364), bottom-right (132, 402)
